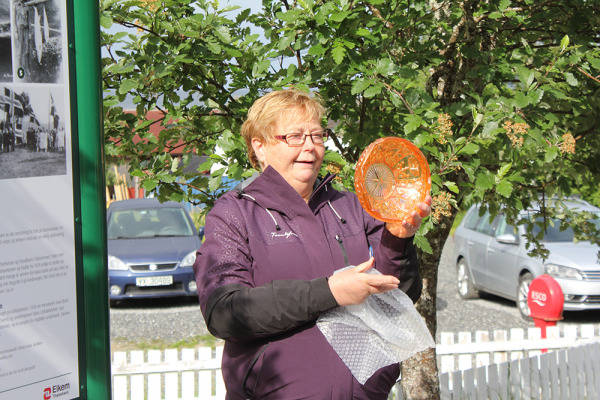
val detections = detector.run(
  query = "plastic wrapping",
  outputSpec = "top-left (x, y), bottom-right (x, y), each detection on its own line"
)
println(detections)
top-left (317, 267), bottom-right (435, 384)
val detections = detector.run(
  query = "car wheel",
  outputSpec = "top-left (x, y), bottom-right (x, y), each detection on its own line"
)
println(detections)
top-left (517, 272), bottom-right (534, 320)
top-left (457, 258), bottom-right (479, 299)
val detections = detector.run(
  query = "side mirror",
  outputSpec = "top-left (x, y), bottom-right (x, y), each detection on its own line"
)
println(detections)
top-left (198, 226), bottom-right (205, 241)
top-left (496, 233), bottom-right (518, 245)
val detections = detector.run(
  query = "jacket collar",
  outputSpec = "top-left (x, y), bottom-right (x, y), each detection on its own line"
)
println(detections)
top-left (236, 166), bottom-right (337, 215)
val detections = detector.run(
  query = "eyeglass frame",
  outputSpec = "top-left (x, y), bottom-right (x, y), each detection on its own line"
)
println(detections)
top-left (273, 130), bottom-right (329, 147)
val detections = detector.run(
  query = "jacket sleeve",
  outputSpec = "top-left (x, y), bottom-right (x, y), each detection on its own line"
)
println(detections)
top-left (193, 195), bottom-right (338, 341)
top-left (363, 205), bottom-right (423, 303)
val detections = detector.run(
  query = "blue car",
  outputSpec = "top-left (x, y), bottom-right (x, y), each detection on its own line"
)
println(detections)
top-left (106, 198), bottom-right (203, 304)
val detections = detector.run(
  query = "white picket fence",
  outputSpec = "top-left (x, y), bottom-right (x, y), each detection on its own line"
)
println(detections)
top-left (435, 324), bottom-right (600, 399)
top-left (111, 324), bottom-right (600, 400)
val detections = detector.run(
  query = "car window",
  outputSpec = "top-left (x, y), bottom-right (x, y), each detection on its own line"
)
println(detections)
top-left (475, 211), bottom-right (496, 235)
top-left (532, 217), bottom-right (575, 242)
top-left (108, 207), bottom-right (194, 239)
top-left (462, 207), bottom-right (481, 230)
top-left (495, 216), bottom-right (518, 238)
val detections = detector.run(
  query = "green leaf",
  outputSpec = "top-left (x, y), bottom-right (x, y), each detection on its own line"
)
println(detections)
top-left (481, 121), bottom-right (499, 138)
top-left (330, 10), bottom-right (352, 22)
top-left (214, 26), bottom-right (232, 43)
top-left (100, 15), bottom-right (113, 29)
top-left (564, 72), bottom-right (578, 86)
top-left (496, 180), bottom-right (513, 198)
top-left (414, 234), bottom-right (432, 254)
top-left (444, 181), bottom-right (459, 194)
top-left (545, 146), bottom-right (559, 162)
top-left (363, 85), bottom-right (381, 98)
top-left (351, 78), bottom-right (372, 95)
top-left (118, 79), bottom-right (139, 94)
top-left (142, 179), bottom-right (159, 191)
top-left (332, 45), bottom-right (346, 64)
top-left (476, 172), bottom-right (494, 191)
top-left (308, 43), bottom-right (326, 56)
top-left (560, 35), bottom-right (570, 51)
top-left (458, 143), bottom-right (480, 155)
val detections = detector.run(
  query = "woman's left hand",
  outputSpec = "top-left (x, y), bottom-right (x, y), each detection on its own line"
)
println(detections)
top-left (386, 195), bottom-right (432, 238)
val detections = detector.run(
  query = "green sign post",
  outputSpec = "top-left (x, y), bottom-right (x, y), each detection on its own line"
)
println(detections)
top-left (0, 0), bottom-right (110, 398)
top-left (71, 1), bottom-right (111, 399)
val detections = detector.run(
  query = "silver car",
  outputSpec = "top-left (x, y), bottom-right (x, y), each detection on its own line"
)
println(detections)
top-left (453, 199), bottom-right (600, 318)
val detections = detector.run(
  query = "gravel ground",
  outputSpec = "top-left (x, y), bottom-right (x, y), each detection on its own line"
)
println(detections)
top-left (110, 237), bottom-right (599, 348)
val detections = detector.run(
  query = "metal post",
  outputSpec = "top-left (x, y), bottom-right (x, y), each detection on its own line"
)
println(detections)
top-left (71, 0), bottom-right (111, 398)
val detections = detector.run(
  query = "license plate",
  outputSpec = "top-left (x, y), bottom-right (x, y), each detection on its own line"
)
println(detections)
top-left (136, 276), bottom-right (173, 287)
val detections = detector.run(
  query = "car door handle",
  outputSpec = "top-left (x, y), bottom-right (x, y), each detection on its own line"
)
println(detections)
top-left (467, 240), bottom-right (474, 247)
top-left (487, 248), bottom-right (495, 253)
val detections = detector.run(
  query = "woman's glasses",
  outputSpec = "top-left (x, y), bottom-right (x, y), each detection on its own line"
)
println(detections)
top-left (274, 131), bottom-right (329, 147)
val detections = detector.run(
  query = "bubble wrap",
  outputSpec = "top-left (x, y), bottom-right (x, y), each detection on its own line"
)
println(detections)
top-left (317, 267), bottom-right (435, 384)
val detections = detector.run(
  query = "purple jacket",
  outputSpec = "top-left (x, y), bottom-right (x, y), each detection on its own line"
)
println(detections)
top-left (193, 166), bottom-right (422, 399)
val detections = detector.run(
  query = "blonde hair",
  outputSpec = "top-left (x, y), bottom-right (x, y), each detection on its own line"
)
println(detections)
top-left (241, 89), bottom-right (326, 169)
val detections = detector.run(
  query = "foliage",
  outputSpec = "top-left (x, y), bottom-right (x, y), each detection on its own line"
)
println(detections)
top-left (101, 0), bottom-right (600, 395)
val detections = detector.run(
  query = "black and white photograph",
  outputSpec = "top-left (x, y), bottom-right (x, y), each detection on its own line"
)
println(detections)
top-left (12, 0), bottom-right (62, 83)
top-left (0, 85), bottom-right (66, 179)
top-left (0, 0), bottom-right (12, 81)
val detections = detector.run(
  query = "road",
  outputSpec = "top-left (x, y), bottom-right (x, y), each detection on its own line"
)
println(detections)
top-left (110, 237), bottom-right (599, 347)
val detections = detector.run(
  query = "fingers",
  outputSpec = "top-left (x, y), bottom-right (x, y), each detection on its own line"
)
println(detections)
top-left (354, 257), bottom-right (375, 273)
top-left (366, 274), bottom-right (399, 291)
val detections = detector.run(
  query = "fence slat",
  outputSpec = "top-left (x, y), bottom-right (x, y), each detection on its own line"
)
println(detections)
top-left (558, 349), bottom-right (569, 400)
top-left (111, 325), bottom-right (600, 400)
top-left (148, 373), bottom-right (161, 400)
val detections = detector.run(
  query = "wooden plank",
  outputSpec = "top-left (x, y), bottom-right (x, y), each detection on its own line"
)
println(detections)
top-left (509, 359), bottom-right (521, 400)
top-left (487, 363), bottom-right (500, 400)
top-left (165, 372), bottom-right (178, 400)
top-left (462, 367), bottom-right (475, 399)
top-left (530, 355), bottom-right (541, 399)
top-left (452, 370), bottom-right (463, 400)
top-left (131, 374), bottom-right (144, 400)
top-left (476, 366), bottom-right (487, 400)
top-left (147, 373), bottom-right (161, 400)
top-left (558, 349), bottom-right (569, 400)
top-left (493, 330), bottom-right (508, 365)
top-left (497, 361), bottom-right (509, 400)
top-left (583, 343), bottom-right (595, 400)
top-left (113, 375), bottom-right (127, 400)
top-left (593, 343), bottom-right (600, 398)
top-left (567, 346), bottom-right (578, 400)
top-left (521, 355), bottom-right (531, 399)
top-left (575, 346), bottom-right (586, 399)
top-left (549, 349), bottom-right (560, 399)
top-left (539, 352), bottom-right (549, 400)
top-left (439, 373), bottom-right (451, 400)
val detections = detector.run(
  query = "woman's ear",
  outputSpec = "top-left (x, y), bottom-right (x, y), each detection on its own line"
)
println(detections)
top-left (251, 138), bottom-right (265, 169)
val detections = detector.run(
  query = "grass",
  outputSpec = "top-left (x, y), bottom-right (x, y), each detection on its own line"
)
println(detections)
top-left (111, 334), bottom-right (223, 353)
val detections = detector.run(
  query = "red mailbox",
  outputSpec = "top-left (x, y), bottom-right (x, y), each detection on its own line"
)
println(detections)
top-left (527, 274), bottom-right (564, 342)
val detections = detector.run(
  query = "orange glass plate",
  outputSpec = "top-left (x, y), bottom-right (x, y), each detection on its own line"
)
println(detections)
top-left (355, 137), bottom-right (431, 222)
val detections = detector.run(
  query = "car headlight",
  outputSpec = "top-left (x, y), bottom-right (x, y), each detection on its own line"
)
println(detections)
top-left (545, 263), bottom-right (583, 280)
top-left (179, 251), bottom-right (197, 268)
top-left (108, 255), bottom-right (128, 270)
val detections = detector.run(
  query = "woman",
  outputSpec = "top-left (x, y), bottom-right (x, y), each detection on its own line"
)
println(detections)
top-left (193, 89), bottom-right (432, 399)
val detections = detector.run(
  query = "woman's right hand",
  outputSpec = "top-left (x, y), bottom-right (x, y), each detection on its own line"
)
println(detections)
top-left (327, 258), bottom-right (400, 306)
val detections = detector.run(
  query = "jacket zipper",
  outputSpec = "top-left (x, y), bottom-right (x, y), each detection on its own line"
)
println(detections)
top-left (335, 235), bottom-right (350, 266)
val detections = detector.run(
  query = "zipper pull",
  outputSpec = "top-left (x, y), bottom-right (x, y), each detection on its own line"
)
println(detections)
top-left (335, 235), bottom-right (342, 243)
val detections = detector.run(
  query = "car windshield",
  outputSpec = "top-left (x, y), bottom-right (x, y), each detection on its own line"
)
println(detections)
top-left (107, 207), bottom-right (195, 239)
top-left (532, 213), bottom-right (600, 243)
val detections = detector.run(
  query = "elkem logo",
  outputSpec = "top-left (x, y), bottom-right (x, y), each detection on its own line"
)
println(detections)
top-left (43, 387), bottom-right (52, 400)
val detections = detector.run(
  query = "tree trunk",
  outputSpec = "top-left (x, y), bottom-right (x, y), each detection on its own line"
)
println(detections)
top-left (400, 216), bottom-right (454, 399)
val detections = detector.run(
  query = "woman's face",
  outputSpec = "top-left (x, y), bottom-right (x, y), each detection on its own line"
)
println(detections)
top-left (252, 108), bottom-right (325, 199)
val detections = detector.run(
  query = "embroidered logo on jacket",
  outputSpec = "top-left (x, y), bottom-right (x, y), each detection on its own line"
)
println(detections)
top-left (271, 231), bottom-right (298, 239)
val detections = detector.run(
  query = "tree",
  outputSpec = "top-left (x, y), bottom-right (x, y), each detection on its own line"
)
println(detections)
top-left (101, 0), bottom-right (600, 397)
